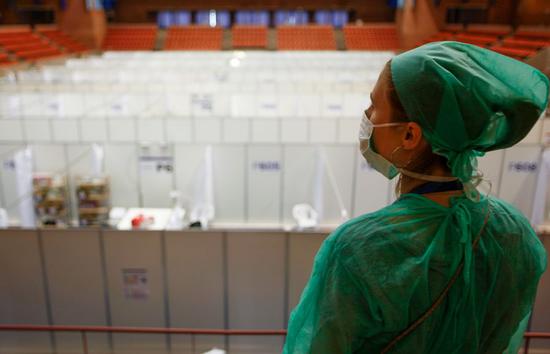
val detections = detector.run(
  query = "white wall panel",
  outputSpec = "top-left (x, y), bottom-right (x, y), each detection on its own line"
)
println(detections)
top-left (52, 120), bottom-right (79, 143)
top-left (104, 144), bottom-right (139, 207)
top-left (213, 145), bottom-right (245, 222)
top-left (0, 145), bottom-right (26, 223)
top-left (321, 146), bottom-right (355, 224)
top-left (295, 95), bottom-right (320, 118)
top-left (0, 94), bottom-right (21, 118)
top-left (251, 120), bottom-right (279, 143)
top-left (223, 119), bottom-right (250, 143)
top-left (108, 119), bottom-right (136, 143)
top-left (227, 232), bottom-right (285, 354)
top-left (338, 119), bottom-right (359, 143)
top-left (499, 146), bottom-right (542, 219)
top-left (195, 119), bottom-right (221, 143)
top-left (281, 120), bottom-right (307, 143)
top-left (166, 231), bottom-right (225, 353)
top-left (0, 230), bottom-right (52, 353)
top-left (0, 120), bottom-right (23, 142)
top-left (282, 146), bottom-right (317, 224)
top-left (42, 229), bottom-right (109, 353)
top-left (165, 119), bottom-right (192, 143)
top-left (247, 146), bottom-right (282, 223)
top-left (310, 119), bottom-right (337, 143)
top-left (166, 92), bottom-right (191, 116)
top-left (137, 119), bottom-right (164, 143)
top-left (24, 120), bottom-right (52, 142)
top-left (353, 154), bottom-right (391, 217)
top-left (103, 231), bottom-right (166, 353)
top-left (32, 144), bottom-right (65, 172)
top-left (80, 119), bottom-right (108, 142)
top-left (320, 94), bottom-right (344, 118)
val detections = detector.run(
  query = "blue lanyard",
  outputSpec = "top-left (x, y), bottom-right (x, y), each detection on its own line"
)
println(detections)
top-left (408, 180), bottom-right (463, 195)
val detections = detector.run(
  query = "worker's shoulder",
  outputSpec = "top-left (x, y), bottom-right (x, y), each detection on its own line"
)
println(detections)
top-left (327, 200), bottom-right (408, 254)
top-left (487, 196), bottom-right (533, 231)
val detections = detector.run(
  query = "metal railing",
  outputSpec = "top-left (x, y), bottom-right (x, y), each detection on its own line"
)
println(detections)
top-left (0, 324), bottom-right (287, 354)
top-left (1, 324), bottom-right (549, 353)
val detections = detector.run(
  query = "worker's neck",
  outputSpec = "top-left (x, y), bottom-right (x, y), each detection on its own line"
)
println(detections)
top-left (399, 165), bottom-right (458, 195)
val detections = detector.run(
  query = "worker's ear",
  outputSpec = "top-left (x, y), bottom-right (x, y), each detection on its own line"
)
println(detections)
top-left (401, 122), bottom-right (423, 150)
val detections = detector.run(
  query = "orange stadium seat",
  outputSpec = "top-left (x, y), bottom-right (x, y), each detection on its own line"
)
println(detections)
top-left (514, 28), bottom-right (550, 41)
top-left (489, 45), bottom-right (537, 60)
top-left (0, 30), bottom-right (65, 62)
top-left (15, 47), bottom-right (63, 60)
top-left (232, 25), bottom-right (268, 49)
top-left (39, 29), bottom-right (90, 53)
top-left (454, 33), bottom-right (498, 47)
top-left (502, 37), bottom-right (550, 50)
top-left (343, 24), bottom-right (399, 50)
top-left (465, 24), bottom-right (512, 37)
top-left (276, 25), bottom-right (336, 50)
top-left (102, 26), bottom-right (157, 51)
top-left (164, 26), bottom-right (223, 50)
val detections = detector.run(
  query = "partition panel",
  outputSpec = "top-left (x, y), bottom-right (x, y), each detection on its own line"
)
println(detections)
top-left (41, 229), bottom-right (109, 353)
top-left (103, 230), bottom-right (167, 353)
top-left (165, 231), bottom-right (225, 353)
top-left (0, 229), bottom-right (51, 354)
top-left (227, 231), bottom-right (286, 353)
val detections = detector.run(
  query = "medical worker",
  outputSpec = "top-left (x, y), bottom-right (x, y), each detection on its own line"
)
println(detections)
top-left (283, 41), bottom-right (549, 353)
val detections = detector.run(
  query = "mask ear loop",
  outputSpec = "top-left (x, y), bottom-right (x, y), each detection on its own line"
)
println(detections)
top-left (468, 171), bottom-right (492, 201)
top-left (390, 146), bottom-right (407, 198)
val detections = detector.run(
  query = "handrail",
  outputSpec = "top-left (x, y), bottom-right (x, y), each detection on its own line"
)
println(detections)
top-left (1, 324), bottom-right (549, 338)
top-left (0, 324), bottom-right (548, 354)
top-left (0, 324), bottom-right (286, 336)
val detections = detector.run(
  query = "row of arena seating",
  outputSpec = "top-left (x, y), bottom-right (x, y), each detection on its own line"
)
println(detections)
top-left (101, 25), bottom-right (158, 51)
top-left (422, 24), bottom-right (549, 61)
top-left (0, 52), bottom-right (17, 67)
top-left (101, 24), bottom-right (399, 51)
top-left (0, 29), bottom-right (62, 62)
top-left (0, 26), bottom-right (90, 67)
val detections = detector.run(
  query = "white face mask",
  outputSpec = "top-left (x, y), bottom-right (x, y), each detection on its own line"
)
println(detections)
top-left (359, 114), bottom-right (403, 179)
top-left (358, 114), bottom-right (459, 183)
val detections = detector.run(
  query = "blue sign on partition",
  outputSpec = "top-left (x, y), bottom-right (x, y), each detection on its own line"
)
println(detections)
top-left (252, 161), bottom-right (281, 171)
top-left (508, 161), bottom-right (538, 173)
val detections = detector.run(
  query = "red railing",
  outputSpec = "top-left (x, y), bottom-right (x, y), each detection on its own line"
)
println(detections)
top-left (0, 324), bottom-right (548, 353)
top-left (0, 324), bottom-right (286, 354)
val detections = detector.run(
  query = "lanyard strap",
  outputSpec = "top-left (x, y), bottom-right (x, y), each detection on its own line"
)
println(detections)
top-left (408, 181), bottom-right (464, 195)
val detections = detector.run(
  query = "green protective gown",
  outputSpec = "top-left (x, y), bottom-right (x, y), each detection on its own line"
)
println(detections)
top-left (283, 194), bottom-right (546, 353)
top-left (284, 41), bottom-right (548, 353)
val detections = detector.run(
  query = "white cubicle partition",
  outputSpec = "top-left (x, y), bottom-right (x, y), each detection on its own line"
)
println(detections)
top-left (499, 146), bottom-right (542, 218)
top-left (353, 156), bottom-right (392, 217)
top-left (227, 231), bottom-right (286, 354)
top-left (0, 230), bottom-right (52, 354)
top-left (247, 146), bottom-right (283, 224)
top-left (103, 230), bottom-right (167, 353)
top-left (41, 229), bottom-right (110, 353)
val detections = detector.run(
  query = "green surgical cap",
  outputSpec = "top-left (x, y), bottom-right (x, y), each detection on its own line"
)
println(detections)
top-left (391, 41), bottom-right (549, 185)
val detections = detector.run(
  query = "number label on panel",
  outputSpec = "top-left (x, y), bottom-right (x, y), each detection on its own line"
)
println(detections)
top-left (3, 159), bottom-right (15, 171)
top-left (508, 161), bottom-right (538, 173)
top-left (191, 94), bottom-right (213, 112)
top-left (139, 156), bottom-right (174, 174)
top-left (252, 160), bottom-right (281, 172)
